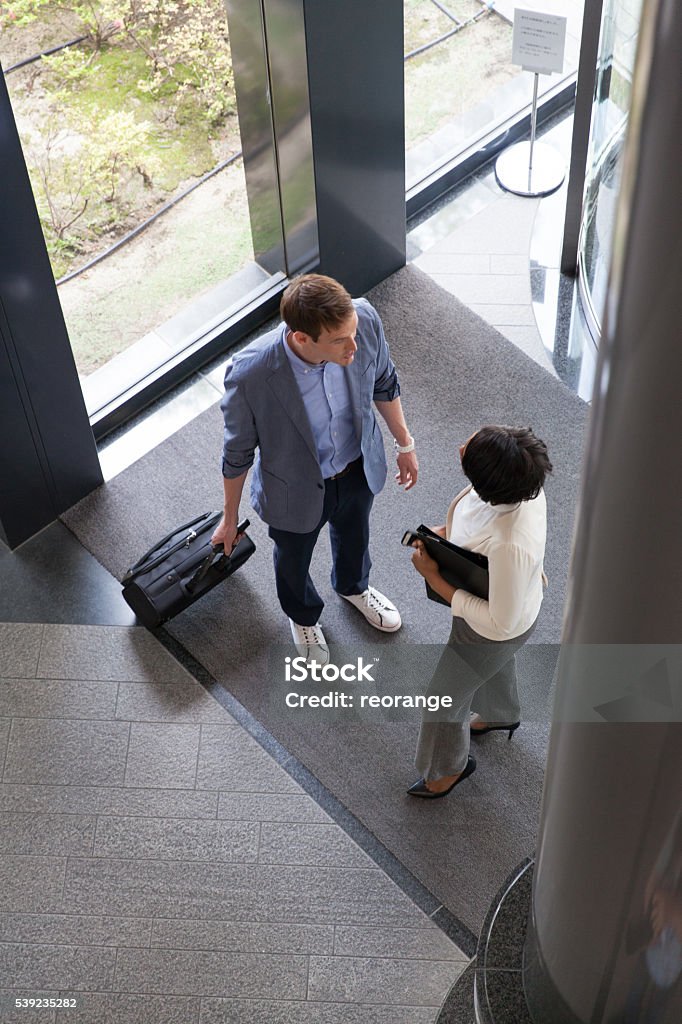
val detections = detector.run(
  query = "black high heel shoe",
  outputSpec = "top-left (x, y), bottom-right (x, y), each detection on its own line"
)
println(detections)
top-left (407, 755), bottom-right (476, 799)
top-left (470, 721), bottom-right (520, 740)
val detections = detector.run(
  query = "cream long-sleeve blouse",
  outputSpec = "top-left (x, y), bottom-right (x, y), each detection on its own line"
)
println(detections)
top-left (446, 485), bottom-right (547, 641)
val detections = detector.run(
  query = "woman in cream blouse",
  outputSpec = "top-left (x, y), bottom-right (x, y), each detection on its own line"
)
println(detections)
top-left (408, 425), bottom-right (552, 798)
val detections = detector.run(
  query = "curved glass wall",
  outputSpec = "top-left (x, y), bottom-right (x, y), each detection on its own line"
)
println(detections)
top-left (579, 0), bottom-right (643, 337)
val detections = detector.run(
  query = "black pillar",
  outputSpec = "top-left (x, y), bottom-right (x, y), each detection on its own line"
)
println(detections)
top-left (0, 68), bottom-right (102, 549)
top-left (301, 0), bottom-right (406, 295)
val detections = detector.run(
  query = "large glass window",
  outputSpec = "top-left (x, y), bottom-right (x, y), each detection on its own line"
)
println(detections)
top-left (579, 0), bottom-right (643, 335)
top-left (1, 1), bottom-right (281, 418)
top-left (2, 1), bottom-right (589, 432)
top-left (404, 0), bottom-right (584, 190)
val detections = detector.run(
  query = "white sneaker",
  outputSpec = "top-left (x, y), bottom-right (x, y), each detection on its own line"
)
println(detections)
top-left (339, 587), bottom-right (402, 632)
top-left (289, 619), bottom-right (330, 666)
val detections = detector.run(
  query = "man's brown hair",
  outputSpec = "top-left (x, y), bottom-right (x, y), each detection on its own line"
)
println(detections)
top-left (280, 274), bottom-right (353, 340)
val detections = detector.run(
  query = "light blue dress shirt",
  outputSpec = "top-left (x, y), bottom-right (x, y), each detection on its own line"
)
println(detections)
top-left (283, 333), bottom-right (361, 478)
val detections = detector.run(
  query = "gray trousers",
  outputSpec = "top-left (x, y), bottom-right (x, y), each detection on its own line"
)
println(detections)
top-left (415, 616), bottom-right (536, 781)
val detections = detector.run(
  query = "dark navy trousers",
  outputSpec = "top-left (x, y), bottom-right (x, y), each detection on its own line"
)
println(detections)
top-left (268, 459), bottom-right (374, 625)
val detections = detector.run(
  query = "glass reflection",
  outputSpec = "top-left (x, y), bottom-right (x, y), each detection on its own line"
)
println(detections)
top-left (579, 0), bottom-right (643, 336)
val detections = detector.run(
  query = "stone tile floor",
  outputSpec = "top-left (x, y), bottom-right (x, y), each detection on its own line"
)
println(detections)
top-left (412, 191), bottom-right (556, 377)
top-left (0, 622), bottom-right (468, 1023)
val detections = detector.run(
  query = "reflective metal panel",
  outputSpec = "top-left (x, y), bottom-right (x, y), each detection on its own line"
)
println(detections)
top-left (262, 0), bottom-right (319, 273)
top-left (225, 0), bottom-right (318, 277)
top-left (224, 0), bottom-right (286, 273)
top-left (227, 0), bottom-right (404, 294)
top-left (577, 0), bottom-right (644, 334)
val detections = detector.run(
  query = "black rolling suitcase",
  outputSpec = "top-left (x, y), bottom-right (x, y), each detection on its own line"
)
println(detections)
top-left (121, 511), bottom-right (255, 628)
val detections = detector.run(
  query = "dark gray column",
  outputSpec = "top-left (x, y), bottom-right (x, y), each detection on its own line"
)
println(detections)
top-left (560, 0), bottom-right (604, 274)
top-left (525, 1), bottom-right (682, 1022)
top-left (301, 0), bottom-right (406, 295)
top-left (0, 68), bottom-right (102, 549)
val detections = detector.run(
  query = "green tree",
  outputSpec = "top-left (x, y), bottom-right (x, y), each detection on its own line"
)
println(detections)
top-left (1, 0), bottom-right (52, 29)
top-left (28, 107), bottom-right (159, 251)
top-left (122, 0), bottom-right (235, 126)
top-left (7, 1), bottom-right (236, 125)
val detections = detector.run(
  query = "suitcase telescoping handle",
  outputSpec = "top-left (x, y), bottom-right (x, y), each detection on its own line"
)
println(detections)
top-left (186, 519), bottom-right (250, 592)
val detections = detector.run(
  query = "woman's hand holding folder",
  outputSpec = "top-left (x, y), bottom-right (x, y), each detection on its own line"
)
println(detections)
top-left (402, 522), bottom-right (490, 605)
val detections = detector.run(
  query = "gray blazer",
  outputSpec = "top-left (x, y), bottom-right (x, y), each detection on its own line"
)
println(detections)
top-left (220, 298), bottom-right (400, 533)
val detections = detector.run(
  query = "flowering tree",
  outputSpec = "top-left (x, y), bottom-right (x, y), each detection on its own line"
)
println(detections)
top-left (27, 108), bottom-right (159, 246)
top-left (3, 0), bottom-right (235, 124)
top-left (5, 0), bottom-right (237, 269)
top-left (122, 0), bottom-right (235, 125)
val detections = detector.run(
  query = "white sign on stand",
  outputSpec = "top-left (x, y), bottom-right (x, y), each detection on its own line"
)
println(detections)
top-left (511, 8), bottom-right (567, 75)
top-left (494, 7), bottom-right (568, 198)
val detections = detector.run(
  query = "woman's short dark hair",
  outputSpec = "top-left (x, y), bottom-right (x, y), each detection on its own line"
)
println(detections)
top-left (280, 273), bottom-right (354, 340)
top-left (461, 426), bottom-right (552, 505)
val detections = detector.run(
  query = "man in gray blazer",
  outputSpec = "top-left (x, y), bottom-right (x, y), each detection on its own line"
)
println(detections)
top-left (212, 274), bottom-right (418, 664)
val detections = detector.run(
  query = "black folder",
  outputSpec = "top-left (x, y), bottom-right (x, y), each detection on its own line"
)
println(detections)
top-left (413, 524), bottom-right (489, 606)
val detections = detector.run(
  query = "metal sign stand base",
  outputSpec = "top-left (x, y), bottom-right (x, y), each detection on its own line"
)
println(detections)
top-left (495, 72), bottom-right (565, 198)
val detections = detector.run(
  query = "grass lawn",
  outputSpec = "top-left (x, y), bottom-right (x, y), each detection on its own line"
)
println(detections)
top-left (404, 1), bottom-right (516, 149)
top-left (3, 4), bottom-right (240, 278)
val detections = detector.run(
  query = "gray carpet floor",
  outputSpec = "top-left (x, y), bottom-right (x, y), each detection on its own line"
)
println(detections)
top-left (63, 265), bottom-right (588, 934)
